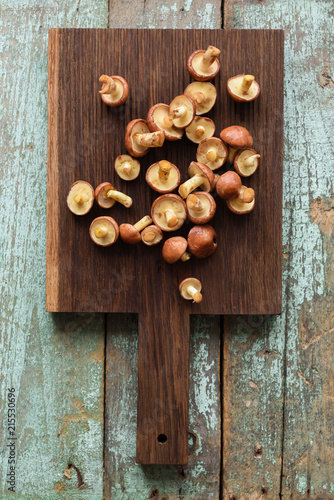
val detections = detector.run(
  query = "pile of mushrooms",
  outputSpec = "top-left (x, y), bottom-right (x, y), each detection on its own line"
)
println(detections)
top-left (67, 50), bottom-right (263, 303)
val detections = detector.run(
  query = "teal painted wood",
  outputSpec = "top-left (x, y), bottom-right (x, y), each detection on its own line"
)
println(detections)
top-left (0, 1), bottom-right (108, 498)
top-left (224, 0), bottom-right (334, 497)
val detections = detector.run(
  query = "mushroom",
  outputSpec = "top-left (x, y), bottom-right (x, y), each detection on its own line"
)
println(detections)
top-left (187, 225), bottom-right (218, 259)
top-left (151, 194), bottom-right (187, 232)
top-left (178, 162), bottom-right (215, 199)
top-left (162, 236), bottom-right (191, 264)
top-left (99, 75), bottom-right (129, 107)
top-left (141, 225), bottom-right (163, 246)
top-left (114, 155), bottom-right (140, 181)
top-left (216, 171), bottom-right (255, 214)
top-left (185, 117), bottom-right (215, 144)
top-left (89, 216), bottom-right (119, 247)
top-left (184, 82), bottom-right (217, 115)
top-left (186, 192), bottom-right (216, 224)
top-left (234, 149), bottom-right (260, 177)
top-left (220, 125), bottom-right (254, 163)
top-left (147, 103), bottom-right (184, 141)
top-left (227, 186), bottom-right (256, 214)
top-left (67, 180), bottom-right (94, 216)
top-left (145, 160), bottom-right (180, 193)
top-left (168, 95), bottom-right (196, 129)
top-left (95, 182), bottom-right (132, 209)
top-left (187, 46), bottom-right (220, 81)
top-left (119, 215), bottom-right (153, 244)
top-left (179, 278), bottom-right (203, 303)
top-left (125, 119), bottom-right (165, 157)
top-left (196, 137), bottom-right (228, 170)
top-left (227, 74), bottom-right (260, 103)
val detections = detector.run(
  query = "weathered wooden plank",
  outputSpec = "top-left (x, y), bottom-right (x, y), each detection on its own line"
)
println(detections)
top-left (0, 1), bottom-right (108, 498)
top-left (224, 0), bottom-right (334, 497)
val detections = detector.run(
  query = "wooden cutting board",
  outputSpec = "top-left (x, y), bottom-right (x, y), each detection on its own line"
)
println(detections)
top-left (46, 28), bottom-right (284, 464)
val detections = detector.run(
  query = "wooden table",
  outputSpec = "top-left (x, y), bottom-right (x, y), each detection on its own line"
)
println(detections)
top-left (0, 0), bottom-right (333, 498)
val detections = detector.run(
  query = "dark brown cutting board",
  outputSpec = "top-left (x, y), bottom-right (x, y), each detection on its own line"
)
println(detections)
top-left (46, 28), bottom-right (284, 464)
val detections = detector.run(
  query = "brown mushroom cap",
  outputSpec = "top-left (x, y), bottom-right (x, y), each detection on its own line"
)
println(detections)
top-left (145, 160), bottom-right (180, 193)
top-left (227, 186), bottom-right (255, 214)
top-left (119, 223), bottom-right (142, 244)
top-left (179, 277), bottom-right (202, 303)
top-left (162, 236), bottom-right (188, 264)
top-left (196, 137), bottom-right (228, 170)
top-left (185, 116), bottom-right (215, 144)
top-left (187, 47), bottom-right (220, 82)
top-left (147, 103), bottom-right (184, 141)
top-left (67, 180), bottom-right (94, 215)
top-left (89, 216), bottom-right (119, 246)
top-left (234, 149), bottom-right (260, 177)
top-left (220, 126), bottom-right (253, 150)
top-left (169, 95), bottom-right (196, 129)
top-left (125, 119), bottom-right (165, 157)
top-left (151, 194), bottom-right (187, 232)
top-left (186, 192), bottom-right (216, 224)
top-left (179, 162), bottom-right (215, 199)
top-left (141, 225), bottom-right (163, 246)
top-left (184, 81), bottom-right (217, 115)
top-left (227, 74), bottom-right (260, 103)
top-left (216, 171), bottom-right (242, 200)
top-left (187, 224), bottom-right (218, 259)
top-left (99, 75), bottom-right (129, 107)
top-left (114, 155), bottom-right (141, 181)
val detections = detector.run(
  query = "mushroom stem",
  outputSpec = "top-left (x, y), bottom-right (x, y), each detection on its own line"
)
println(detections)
top-left (243, 154), bottom-right (260, 168)
top-left (170, 105), bottom-right (187, 119)
top-left (227, 147), bottom-right (238, 163)
top-left (180, 251), bottom-right (192, 262)
top-left (164, 209), bottom-right (178, 228)
top-left (195, 126), bottom-right (205, 138)
top-left (73, 192), bottom-right (84, 204)
top-left (122, 161), bottom-right (132, 175)
top-left (134, 131), bottom-right (164, 148)
top-left (106, 189), bottom-right (133, 208)
top-left (241, 75), bottom-right (255, 94)
top-left (94, 225), bottom-right (108, 238)
top-left (186, 285), bottom-right (203, 303)
top-left (179, 174), bottom-right (204, 199)
top-left (187, 194), bottom-right (204, 213)
top-left (163, 115), bottom-right (174, 128)
top-left (133, 215), bottom-right (153, 232)
top-left (202, 45), bottom-right (220, 69)
top-left (206, 149), bottom-right (217, 162)
top-left (143, 231), bottom-right (156, 243)
top-left (238, 187), bottom-right (255, 204)
top-left (158, 160), bottom-right (172, 182)
top-left (192, 91), bottom-right (205, 104)
top-left (99, 75), bottom-right (116, 94)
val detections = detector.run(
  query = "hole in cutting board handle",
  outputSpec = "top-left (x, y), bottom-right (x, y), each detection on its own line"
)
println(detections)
top-left (157, 434), bottom-right (167, 444)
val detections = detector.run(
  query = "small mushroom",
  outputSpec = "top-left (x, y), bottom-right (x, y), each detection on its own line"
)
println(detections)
top-left (151, 194), bottom-right (187, 232)
top-left (220, 125), bottom-right (254, 163)
top-left (99, 75), bottom-right (129, 107)
top-left (227, 74), bottom-right (260, 103)
top-left (125, 119), bottom-right (165, 157)
top-left (168, 95), bottom-right (196, 129)
top-left (185, 117), bottom-right (215, 144)
top-left (187, 46), bottom-right (220, 81)
top-left (226, 186), bottom-right (255, 214)
top-left (216, 171), bottom-right (255, 214)
top-left (114, 155), bottom-right (141, 181)
top-left (145, 160), bottom-right (180, 193)
top-left (196, 137), bottom-right (228, 170)
top-left (184, 82), bottom-right (217, 115)
top-left (186, 192), bottom-right (216, 224)
top-left (147, 103), bottom-right (184, 141)
top-left (89, 216), bottom-right (119, 247)
top-left (187, 224), bottom-right (218, 259)
top-left (178, 162), bottom-right (215, 199)
top-left (67, 180), bottom-right (94, 215)
top-left (179, 278), bottom-right (203, 303)
top-left (95, 182), bottom-right (132, 209)
top-left (234, 149), bottom-right (260, 177)
top-left (141, 225), bottom-right (163, 246)
top-left (119, 215), bottom-right (153, 244)
top-left (162, 236), bottom-right (191, 264)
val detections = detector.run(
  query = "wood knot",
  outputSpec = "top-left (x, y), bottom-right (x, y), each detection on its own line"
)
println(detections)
top-left (254, 443), bottom-right (263, 458)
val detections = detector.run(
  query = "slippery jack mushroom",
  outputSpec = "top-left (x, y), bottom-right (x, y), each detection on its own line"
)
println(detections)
top-left (95, 182), bottom-right (132, 209)
top-left (67, 180), bottom-right (95, 216)
top-left (185, 116), bottom-right (215, 144)
top-left (120, 215), bottom-right (152, 244)
top-left (114, 155), bottom-right (140, 181)
top-left (227, 74), bottom-right (260, 103)
top-left (151, 194), bottom-right (187, 232)
top-left (220, 125), bottom-right (254, 164)
top-left (179, 278), bottom-right (203, 303)
top-left (178, 162), bottom-right (215, 199)
top-left (89, 216), bottom-right (119, 247)
top-left (99, 75), bottom-right (129, 107)
top-left (216, 171), bottom-right (255, 214)
top-left (147, 103), bottom-right (184, 141)
top-left (186, 192), bottom-right (216, 224)
top-left (162, 236), bottom-right (191, 264)
top-left (234, 149), bottom-right (260, 177)
top-left (141, 225), bottom-right (163, 246)
top-left (184, 82), bottom-right (217, 115)
top-left (196, 137), bottom-right (228, 170)
top-left (168, 95), bottom-right (196, 129)
top-left (187, 225), bottom-right (218, 258)
top-left (187, 45), bottom-right (220, 82)
top-left (146, 160), bottom-right (180, 194)
top-left (125, 119), bottom-right (165, 158)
